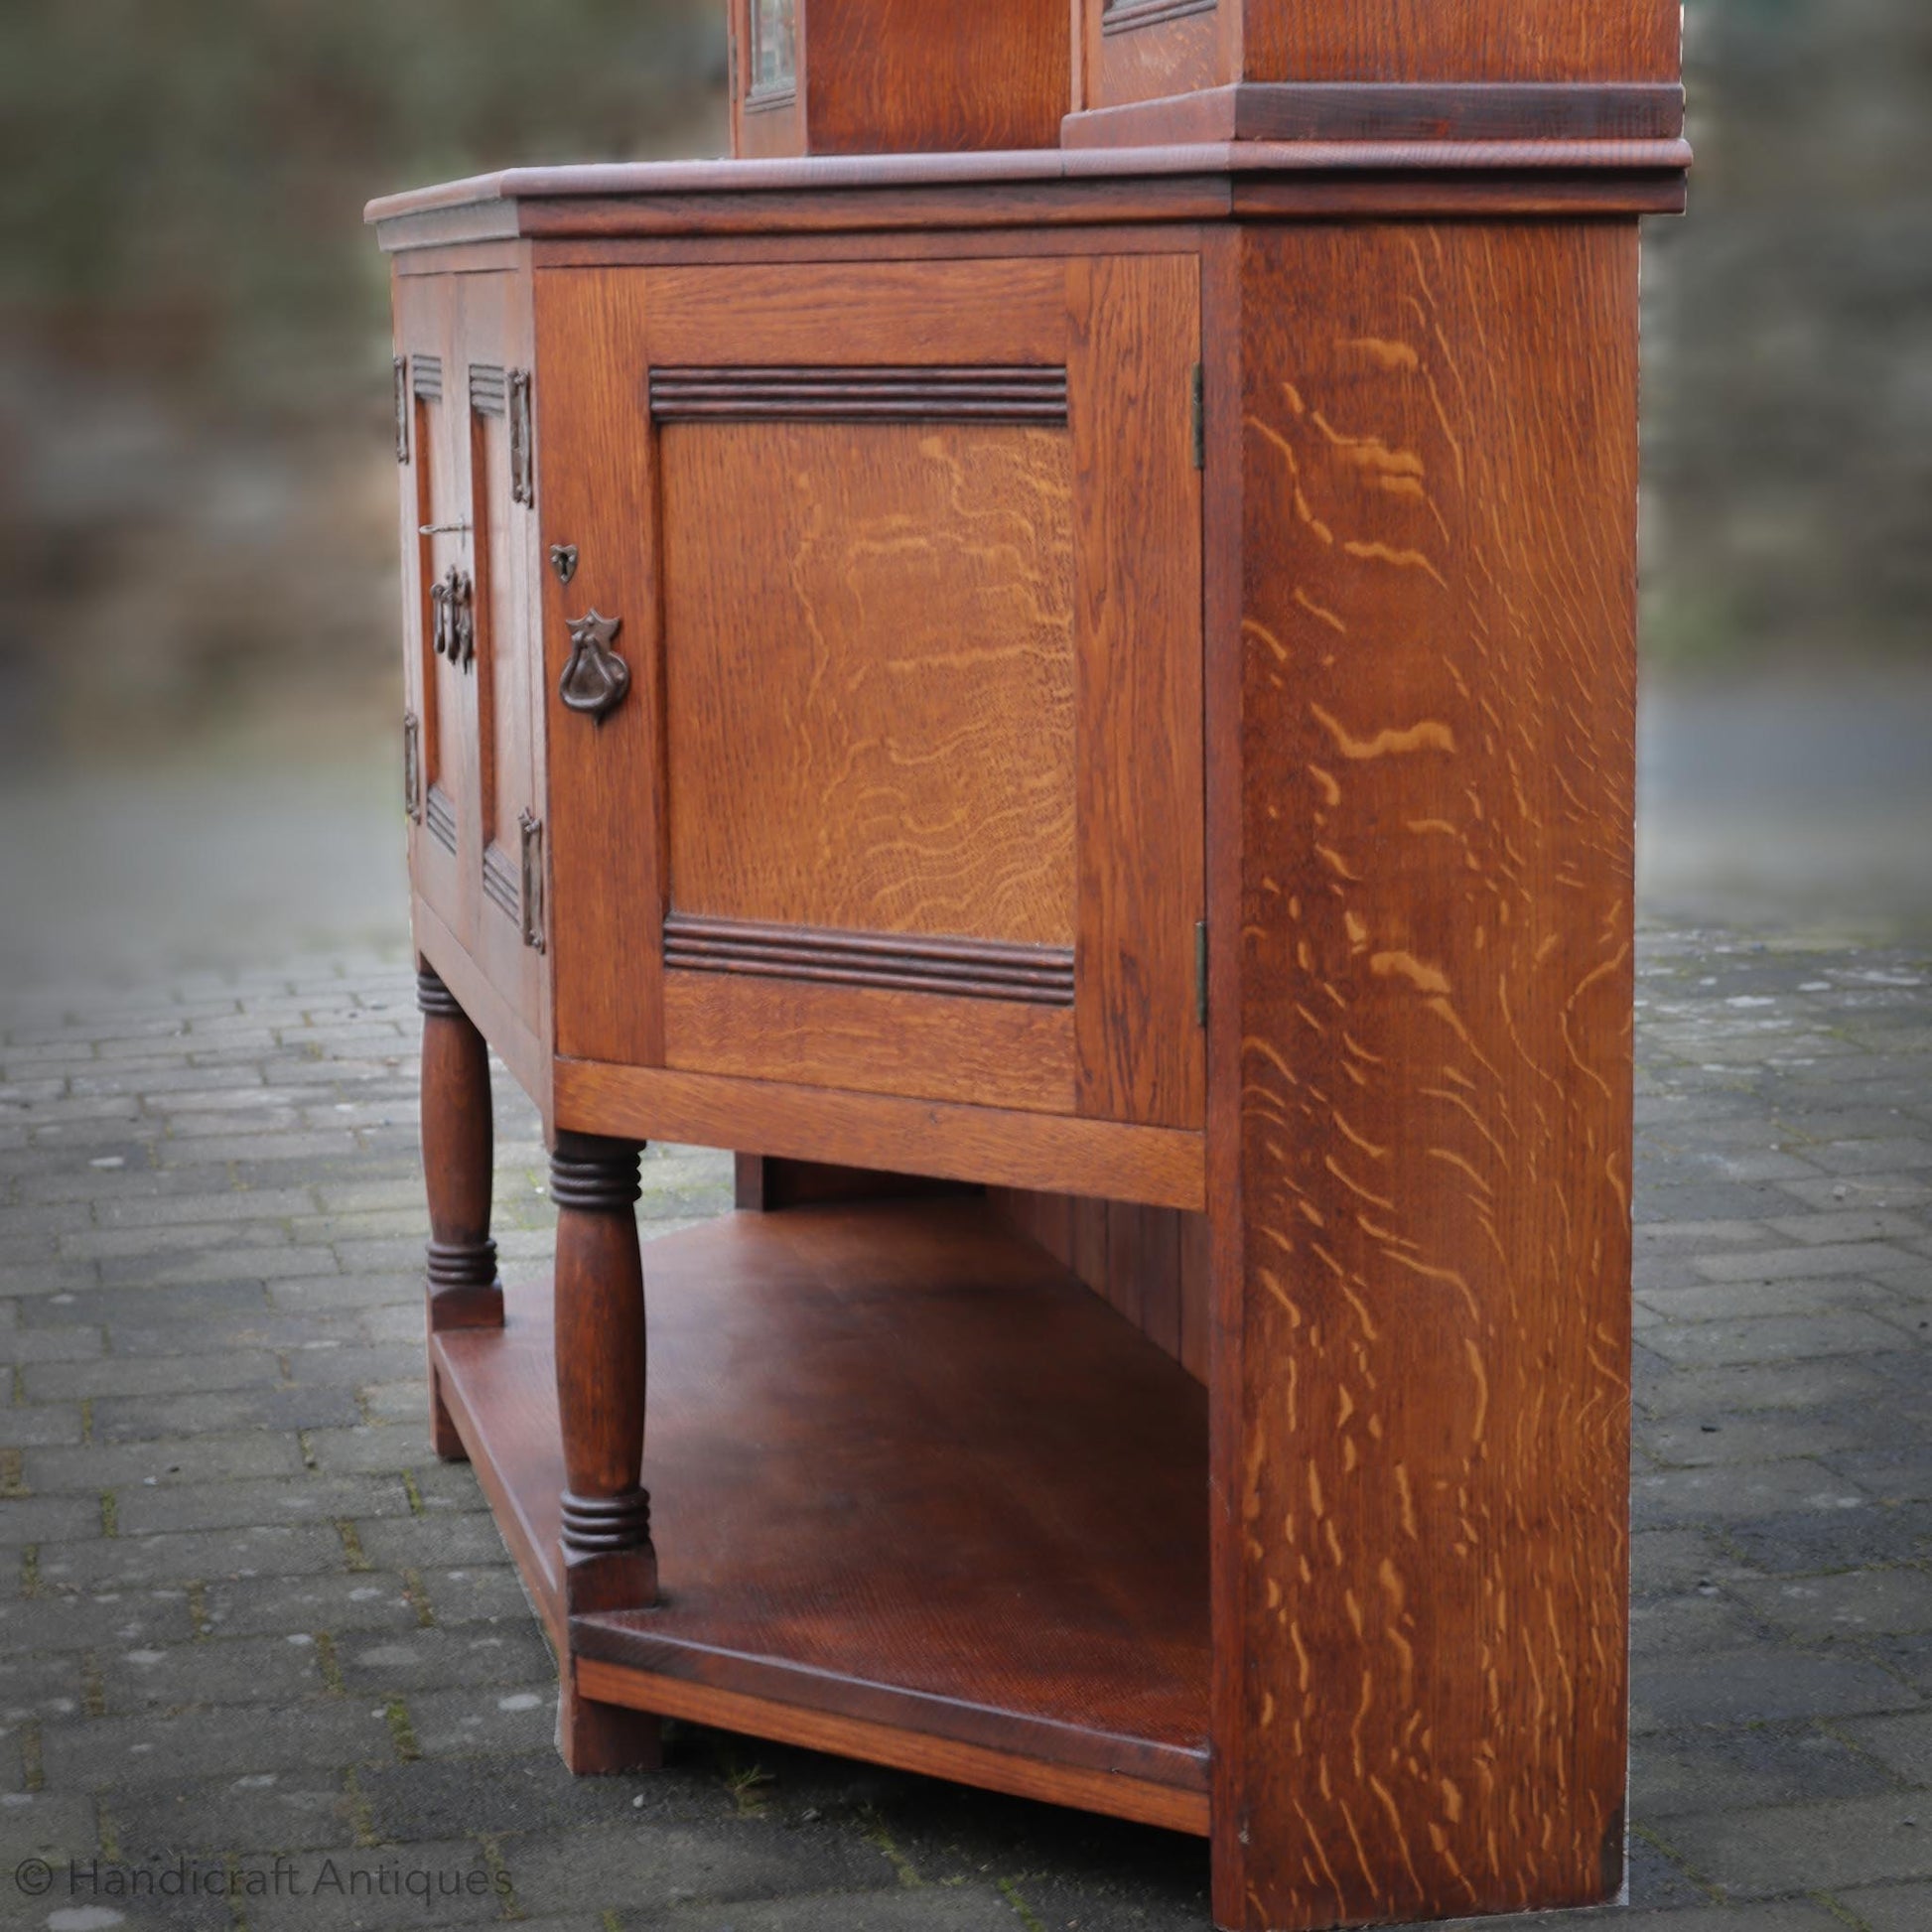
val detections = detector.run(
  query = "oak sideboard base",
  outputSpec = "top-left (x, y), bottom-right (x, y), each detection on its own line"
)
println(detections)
top-left (429, 1202), bottom-right (1212, 1837)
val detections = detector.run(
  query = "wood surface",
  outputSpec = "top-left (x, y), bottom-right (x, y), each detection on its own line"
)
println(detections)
top-left (457, 270), bottom-right (547, 1050)
top-left (433, 1204), bottom-right (1211, 1826)
top-left (367, 147), bottom-right (1691, 255)
top-left (530, 267), bottom-right (665, 1067)
top-left (1068, 253), bottom-right (1204, 1129)
top-left (988, 1188), bottom-right (1211, 1383)
top-left (661, 971), bottom-right (1076, 1115)
top-left (733, 1154), bottom-right (972, 1211)
top-left (578, 1659), bottom-right (1203, 1832)
top-left (663, 915), bottom-right (1075, 1005)
top-left (727, 0), bottom-right (1068, 159)
top-left (550, 1133), bottom-right (658, 1615)
top-left (639, 257), bottom-right (1070, 366)
top-left (1239, 0), bottom-right (1680, 85)
top-left (659, 414), bottom-right (1077, 946)
top-left (1063, 79), bottom-right (1686, 146)
top-left (416, 966), bottom-right (501, 1461)
top-left (552, 1056), bottom-right (1205, 1208)
top-left (1206, 220), bottom-right (1639, 1929)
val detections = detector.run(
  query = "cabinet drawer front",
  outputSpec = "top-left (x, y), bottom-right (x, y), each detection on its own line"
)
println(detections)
top-left (538, 254), bottom-right (1202, 1128)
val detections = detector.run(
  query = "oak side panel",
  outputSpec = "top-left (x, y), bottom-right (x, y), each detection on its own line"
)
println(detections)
top-left (1083, 3), bottom-right (1228, 114)
top-left (1068, 253), bottom-right (1205, 1129)
top-left (662, 972), bottom-right (1076, 1116)
top-left (1241, 0), bottom-right (1679, 84)
top-left (1217, 222), bottom-right (1638, 1929)
top-left (660, 418), bottom-right (1077, 946)
top-left (531, 268), bottom-right (664, 1066)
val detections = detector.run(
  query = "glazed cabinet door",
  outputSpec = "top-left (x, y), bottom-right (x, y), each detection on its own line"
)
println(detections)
top-left (395, 267), bottom-right (548, 1069)
top-left (535, 255), bottom-right (1203, 1129)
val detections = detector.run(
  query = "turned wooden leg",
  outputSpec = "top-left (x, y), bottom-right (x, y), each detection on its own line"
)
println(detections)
top-left (551, 1131), bottom-right (658, 1614)
top-left (418, 964), bottom-right (503, 1461)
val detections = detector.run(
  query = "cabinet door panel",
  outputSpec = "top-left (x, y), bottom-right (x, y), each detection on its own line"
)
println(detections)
top-left (394, 273), bottom-right (468, 943)
top-left (457, 271), bottom-right (545, 1047)
top-left (541, 254), bottom-right (1203, 1129)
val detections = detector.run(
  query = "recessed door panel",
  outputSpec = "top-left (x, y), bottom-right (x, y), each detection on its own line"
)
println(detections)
top-left (539, 254), bottom-right (1203, 1128)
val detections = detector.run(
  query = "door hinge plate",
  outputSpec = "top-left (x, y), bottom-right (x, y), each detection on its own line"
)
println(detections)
top-left (1190, 363), bottom-right (1204, 471)
top-left (1194, 919), bottom-right (1208, 1029)
top-left (518, 810), bottom-right (545, 952)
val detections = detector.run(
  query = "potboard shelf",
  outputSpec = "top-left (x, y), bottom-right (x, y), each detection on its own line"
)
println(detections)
top-left (432, 1198), bottom-right (1211, 1833)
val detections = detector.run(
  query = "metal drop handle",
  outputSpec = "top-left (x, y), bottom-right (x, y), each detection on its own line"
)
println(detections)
top-left (558, 610), bottom-right (629, 722)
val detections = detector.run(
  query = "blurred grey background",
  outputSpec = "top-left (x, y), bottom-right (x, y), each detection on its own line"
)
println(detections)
top-left (0, 0), bottom-right (1927, 989)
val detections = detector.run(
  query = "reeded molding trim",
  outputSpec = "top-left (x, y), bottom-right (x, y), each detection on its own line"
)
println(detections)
top-left (649, 365), bottom-right (1068, 425)
top-left (663, 913), bottom-right (1076, 1007)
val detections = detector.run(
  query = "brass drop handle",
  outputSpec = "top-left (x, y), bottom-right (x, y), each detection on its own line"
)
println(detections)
top-left (558, 610), bottom-right (629, 722)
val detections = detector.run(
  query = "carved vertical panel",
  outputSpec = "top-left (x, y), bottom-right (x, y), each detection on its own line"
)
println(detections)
top-left (1215, 221), bottom-right (1639, 1929)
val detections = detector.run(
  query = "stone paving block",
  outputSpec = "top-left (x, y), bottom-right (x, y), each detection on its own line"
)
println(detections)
top-left (1428, 1905), bottom-right (1843, 1932)
top-left (348, 1511), bottom-right (508, 1577)
top-left (502, 1820), bottom-right (897, 1921)
top-left (1638, 1409), bottom-right (1876, 1467)
top-left (37, 1701), bottom-right (398, 1789)
top-left (0, 1493), bottom-right (104, 1543)
top-left (0, 1402), bottom-right (83, 1448)
top-left (1725, 1504), bottom-right (1932, 1576)
top-left (1640, 1312), bottom-right (1911, 1368)
top-left (271, 1270), bottom-right (422, 1313)
top-left (1810, 1139), bottom-right (1932, 1174)
top-left (1829, 1448), bottom-right (1932, 1504)
top-left (113, 1472), bottom-right (412, 1538)
top-left (1781, 1173), bottom-right (1932, 1212)
top-left (1839, 1710), bottom-right (1932, 1784)
top-left (329, 1624), bottom-right (554, 1697)
top-left (61, 1218), bottom-right (294, 1260)
top-left (1730, 1568), bottom-right (1932, 1639)
top-left (1627, 1593), bottom-right (1762, 1657)
top-left (0, 1324), bottom-right (105, 1365)
top-left (1837, 1882), bottom-right (1932, 1932)
top-left (89, 1384), bottom-right (363, 1442)
top-left (1639, 1276), bottom-right (1904, 1323)
top-left (97, 1631), bottom-right (327, 1711)
top-left (1659, 1791), bottom-right (1932, 1897)
top-left (25, 1348), bottom-right (283, 1402)
top-left (354, 1748), bottom-right (717, 1843)
top-left (0, 1791), bottom-right (102, 1863)
top-left (108, 1773), bottom-right (358, 1858)
top-left (16, 1281), bottom-right (268, 1329)
top-left (1630, 1528), bottom-right (1747, 1595)
top-left (644, 1889), bottom-right (1031, 1931)
top-left (232, 1841), bottom-right (507, 1932)
top-left (1639, 1356), bottom-right (1900, 1419)
top-left (401, 1684), bottom-right (560, 1757)
top-left (33, 1522), bottom-right (347, 1593)
top-left (7, 1587), bottom-right (197, 1655)
top-left (286, 1343), bottom-right (426, 1389)
top-left (414, 1564), bottom-right (540, 1628)
top-left (1696, 1242), bottom-right (1930, 1283)
top-left (1633, 1461), bottom-right (1870, 1528)
top-left (200, 1571), bottom-right (424, 1641)
top-left (1630, 1647), bottom-right (1917, 1731)
top-left (1632, 1723), bottom-right (1902, 1819)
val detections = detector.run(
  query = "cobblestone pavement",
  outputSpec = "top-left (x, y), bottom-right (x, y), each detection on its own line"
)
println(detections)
top-left (2, 927), bottom-right (1929, 1932)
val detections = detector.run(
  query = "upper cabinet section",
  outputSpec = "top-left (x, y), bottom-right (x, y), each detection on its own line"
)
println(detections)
top-left (1067, 0), bottom-right (1684, 131)
top-left (728, 0), bottom-right (1069, 157)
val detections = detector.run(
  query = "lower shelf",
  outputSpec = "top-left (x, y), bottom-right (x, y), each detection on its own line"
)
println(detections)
top-left (433, 1197), bottom-right (1211, 1834)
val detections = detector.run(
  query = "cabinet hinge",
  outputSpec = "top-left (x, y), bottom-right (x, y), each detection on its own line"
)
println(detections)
top-left (1194, 919), bottom-right (1208, 1029)
top-left (518, 809), bottom-right (545, 953)
top-left (393, 355), bottom-right (409, 464)
top-left (508, 369), bottom-right (534, 506)
top-left (402, 712), bottom-right (422, 823)
top-left (1189, 363), bottom-right (1204, 471)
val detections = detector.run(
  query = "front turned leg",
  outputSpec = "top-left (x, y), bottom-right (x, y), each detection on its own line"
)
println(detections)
top-left (551, 1130), bottom-right (662, 1773)
top-left (551, 1132), bottom-right (658, 1614)
top-left (418, 964), bottom-right (503, 1461)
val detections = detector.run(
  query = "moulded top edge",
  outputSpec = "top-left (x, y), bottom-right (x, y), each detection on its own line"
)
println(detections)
top-left (363, 138), bottom-right (1693, 228)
